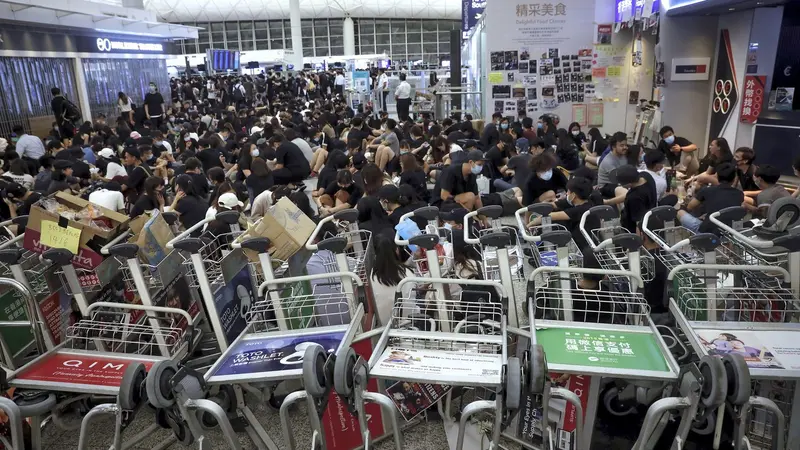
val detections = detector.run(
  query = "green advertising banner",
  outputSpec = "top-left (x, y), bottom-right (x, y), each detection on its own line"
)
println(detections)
top-left (0, 287), bottom-right (34, 358)
top-left (537, 328), bottom-right (669, 372)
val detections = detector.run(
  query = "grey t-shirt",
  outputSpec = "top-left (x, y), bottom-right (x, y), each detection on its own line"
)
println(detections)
top-left (756, 185), bottom-right (789, 206)
top-left (377, 131), bottom-right (400, 154)
top-left (598, 152), bottom-right (626, 186)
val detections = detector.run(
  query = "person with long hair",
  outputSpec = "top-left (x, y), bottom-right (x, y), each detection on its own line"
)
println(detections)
top-left (246, 157), bottom-right (274, 201)
top-left (369, 232), bottom-right (416, 325)
top-left (555, 128), bottom-right (580, 171)
top-left (130, 176), bottom-right (165, 218)
top-left (583, 127), bottom-right (607, 169)
top-left (691, 137), bottom-right (733, 186)
top-left (356, 163), bottom-right (392, 232)
top-left (118, 92), bottom-right (133, 125)
top-left (399, 152), bottom-right (429, 203)
top-left (170, 174), bottom-right (207, 235)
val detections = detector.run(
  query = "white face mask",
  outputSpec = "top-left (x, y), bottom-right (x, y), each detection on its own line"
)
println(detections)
top-left (571, 130), bottom-right (580, 136)
top-left (539, 169), bottom-right (553, 181)
top-left (566, 193), bottom-right (574, 206)
top-left (251, 149), bottom-right (260, 157)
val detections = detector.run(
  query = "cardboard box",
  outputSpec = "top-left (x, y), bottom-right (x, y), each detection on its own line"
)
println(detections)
top-left (23, 192), bottom-right (131, 269)
top-left (236, 197), bottom-right (316, 263)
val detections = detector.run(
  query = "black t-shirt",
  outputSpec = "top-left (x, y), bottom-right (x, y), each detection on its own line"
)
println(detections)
top-left (737, 165), bottom-right (758, 191)
top-left (188, 172), bottom-right (210, 199)
top-left (55, 148), bottom-right (91, 180)
top-left (130, 195), bottom-right (159, 218)
top-left (694, 183), bottom-right (744, 233)
top-left (621, 175), bottom-right (657, 233)
top-left (18, 192), bottom-right (42, 217)
top-left (317, 166), bottom-right (338, 191)
top-left (388, 201), bottom-right (427, 228)
top-left (196, 148), bottom-right (225, 174)
top-left (435, 164), bottom-right (478, 204)
top-left (144, 92), bottom-right (165, 116)
top-left (507, 154), bottom-right (531, 188)
top-left (324, 182), bottom-right (364, 207)
top-left (485, 145), bottom-right (509, 179)
top-left (126, 165), bottom-right (150, 195)
top-left (175, 195), bottom-right (208, 236)
top-left (552, 199), bottom-right (601, 251)
top-left (356, 195), bottom-right (392, 234)
top-left (644, 248), bottom-right (668, 314)
top-left (658, 136), bottom-right (693, 165)
top-left (276, 142), bottom-right (311, 176)
top-left (46, 179), bottom-right (72, 196)
top-left (399, 169), bottom-right (429, 203)
top-left (522, 169), bottom-right (568, 205)
top-left (246, 173), bottom-right (274, 199)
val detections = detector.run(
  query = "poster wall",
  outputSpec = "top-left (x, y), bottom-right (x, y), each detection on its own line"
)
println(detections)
top-left (484, 0), bottom-right (595, 121)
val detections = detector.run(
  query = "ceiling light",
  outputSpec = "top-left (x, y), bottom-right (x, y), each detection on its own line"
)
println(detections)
top-left (729, 7), bottom-right (735, 10)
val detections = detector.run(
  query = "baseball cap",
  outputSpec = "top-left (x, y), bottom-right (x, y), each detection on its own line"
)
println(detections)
top-left (441, 207), bottom-right (468, 223)
top-left (351, 153), bottom-right (367, 169)
top-left (466, 150), bottom-right (484, 162)
top-left (98, 148), bottom-right (116, 159)
top-left (218, 192), bottom-right (244, 209)
top-left (463, 139), bottom-right (478, 150)
top-left (53, 160), bottom-right (73, 170)
top-left (377, 184), bottom-right (400, 203)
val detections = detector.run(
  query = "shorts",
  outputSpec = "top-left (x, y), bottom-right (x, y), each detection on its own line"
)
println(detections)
top-left (679, 212), bottom-right (702, 232)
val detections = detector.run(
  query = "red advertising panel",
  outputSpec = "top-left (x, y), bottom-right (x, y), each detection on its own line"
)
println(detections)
top-left (322, 339), bottom-right (385, 449)
top-left (15, 353), bottom-right (153, 387)
top-left (740, 75), bottom-right (766, 124)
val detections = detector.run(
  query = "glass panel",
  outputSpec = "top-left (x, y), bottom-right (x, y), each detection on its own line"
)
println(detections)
top-left (301, 19), bottom-right (313, 35)
top-left (254, 21), bottom-right (268, 29)
top-left (270, 39), bottom-right (283, 49)
top-left (439, 41), bottom-right (450, 53)
top-left (330, 46), bottom-right (344, 56)
top-left (359, 19), bottom-right (375, 34)
top-left (255, 40), bottom-right (269, 50)
top-left (392, 43), bottom-right (407, 56)
top-left (303, 48), bottom-right (314, 57)
top-left (241, 40), bottom-right (254, 51)
top-left (422, 20), bottom-right (438, 32)
top-left (376, 34), bottom-right (390, 46)
top-left (407, 43), bottom-right (422, 54)
top-left (360, 43), bottom-right (376, 54)
top-left (375, 20), bottom-right (390, 34)
top-left (199, 30), bottom-right (210, 43)
top-left (423, 42), bottom-right (438, 55)
top-left (241, 30), bottom-right (253, 41)
top-left (438, 31), bottom-right (450, 42)
top-left (210, 22), bottom-right (224, 32)
top-left (439, 20), bottom-right (456, 30)
top-left (390, 20), bottom-right (405, 34)
top-left (316, 47), bottom-right (329, 57)
top-left (269, 20), bottom-right (283, 34)
top-left (330, 36), bottom-right (344, 47)
top-left (255, 28), bottom-right (268, 40)
top-left (240, 21), bottom-right (253, 29)
top-left (198, 43), bottom-right (210, 53)
top-left (329, 21), bottom-right (343, 36)
top-left (360, 34), bottom-right (374, 45)
top-left (226, 29), bottom-right (239, 41)
top-left (407, 32), bottom-right (421, 43)
top-left (81, 58), bottom-right (169, 127)
top-left (406, 20), bottom-right (421, 32)
top-left (285, 36), bottom-right (292, 48)
top-left (315, 37), bottom-right (329, 48)
top-left (314, 19), bottom-right (329, 36)
top-left (226, 41), bottom-right (240, 50)
top-left (0, 57), bottom-right (78, 136)
top-left (303, 37), bottom-right (313, 50)
top-left (211, 32), bottom-right (224, 45)
top-left (423, 32), bottom-right (437, 43)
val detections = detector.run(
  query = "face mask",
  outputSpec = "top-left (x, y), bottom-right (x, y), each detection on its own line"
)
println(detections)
top-left (169, 117), bottom-right (175, 123)
top-left (537, 123), bottom-right (543, 129)
top-left (400, 149), bottom-right (409, 155)
top-left (500, 123), bottom-right (509, 130)
top-left (664, 135), bottom-right (675, 145)
top-left (571, 130), bottom-right (579, 136)
top-left (251, 149), bottom-right (260, 157)
top-left (566, 193), bottom-right (574, 206)
top-left (471, 163), bottom-right (483, 175)
top-left (539, 169), bottom-right (553, 181)
top-left (444, 223), bottom-right (453, 231)
top-left (149, 85), bottom-right (156, 93)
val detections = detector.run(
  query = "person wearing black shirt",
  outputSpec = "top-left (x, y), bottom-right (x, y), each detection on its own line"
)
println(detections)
top-left (378, 184), bottom-right (427, 229)
top-left (54, 144), bottom-right (91, 181)
top-left (528, 177), bottom-right (601, 251)
top-left (195, 138), bottom-right (225, 174)
top-left (121, 147), bottom-right (153, 200)
top-left (182, 157), bottom-right (211, 200)
top-left (317, 169), bottom-right (364, 217)
top-left (522, 152), bottom-right (568, 205)
top-left (637, 216), bottom-right (668, 316)
top-left (398, 153), bottom-right (429, 203)
top-left (616, 165), bottom-right (657, 233)
top-left (171, 174), bottom-right (208, 236)
top-left (130, 176), bottom-right (164, 218)
top-left (2, 183), bottom-right (42, 218)
top-left (485, 133), bottom-right (513, 184)
top-left (268, 135), bottom-right (310, 185)
top-left (144, 82), bottom-right (166, 129)
top-left (678, 162), bottom-right (744, 233)
top-left (46, 160), bottom-right (75, 196)
top-left (245, 158), bottom-right (274, 201)
top-left (480, 112), bottom-right (502, 150)
top-left (657, 126), bottom-right (698, 175)
top-left (346, 117), bottom-right (371, 152)
top-left (733, 147), bottom-right (759, 191)
top-left (432, 150), bottom-right (485, 212)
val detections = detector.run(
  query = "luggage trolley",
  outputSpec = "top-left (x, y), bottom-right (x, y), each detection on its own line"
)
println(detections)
top-left (395, 206), bottom-right (455, 279)
top-left (515, 204), bottom-right (584, 276)
top-left (165, 210), bottom-right (282, 450)
top-left (579, 205), bottom-right (656, 280)
top-left (527, 252), bottom-right (682, 450)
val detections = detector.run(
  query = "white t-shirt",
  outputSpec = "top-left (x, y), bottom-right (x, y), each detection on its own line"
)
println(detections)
top-left (118, 98), bottom-right (132, 113)
top-left (370, 268), bottom-right (416, 326)
top-left (89, 189), bottom-right (125, 211)
top-left (104, 161), bottom-right (127, 180)
top-left (335, 74), bottom-right (345, 86)
top-left (644, 169), bottom-right (667, 201)
top-left (3, 173), bottom-right (34, 190)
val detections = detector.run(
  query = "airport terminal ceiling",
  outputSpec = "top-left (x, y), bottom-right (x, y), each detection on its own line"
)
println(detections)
top-left (143, 0), bottom-right (461, 22)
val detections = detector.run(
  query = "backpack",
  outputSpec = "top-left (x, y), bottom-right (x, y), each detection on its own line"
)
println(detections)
top-left (233, 84), bottom-right (245, 102)
top-left (63, 97), bottom-right (82, 122)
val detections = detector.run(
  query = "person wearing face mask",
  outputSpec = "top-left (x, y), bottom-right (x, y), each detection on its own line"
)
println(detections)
top-left (643, 150), bottom-right (670, 203)
top-left (615, 165), bottom-right (657, 233)
top-left (658, 126), bottom-right (698, 175)
top-left (143, 82), bottom-right (166, 129)
top-left (317, 169), bottom-right (364, 217)
top-left (522, 152), bottom-right (567, 205)
top-left (499, 118), bottom-right (511, 134)
top-left (378, 184), bottom-right (426, 228)
top-left (481, 112), bottom-right (503, 150)
top-left (486, 133), bottom-right (514, 188)
top-left (567, 122), bottom-right (586, 148)
top-left (733, 147), bottom-right (759, 192)
top-left (528, 176), bottom-right (600, 250)
top-left (432, 150), bottom-right (485, 211)
top-left (745, 165), bottom-right (789, 216)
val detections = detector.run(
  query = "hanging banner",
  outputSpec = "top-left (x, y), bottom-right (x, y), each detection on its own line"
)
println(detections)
top-left (462, 0), bottom-right (487, 34)
top-left (708, 30), bottom-right (738, 142)
top-left (740, 75), bottom-right (766, 124)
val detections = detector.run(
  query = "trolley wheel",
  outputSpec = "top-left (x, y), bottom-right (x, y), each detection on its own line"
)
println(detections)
top-left (698, 356), bottom-right (727, 408)
top-left (722, 353), bottom-right (751, 406)
top-left (602, 387), bottom-right (637, 417)
top-left (146, 360), bottom-right (178, 408)
top-left (529, 345), bottom-right (547, 395)
top-left (303, 344), bottom-right (329, 398)
top-left (334, 347), bottom-right (357, 397)
top-left (505, 357), bottom-right (522, 410)
top-left (691, 410), bottom-right (717, 436)
top-left (199, 386), bottom-right (234, 429)
top-left (119, 363), bottom-right (146, 410)
top-left (155, 408), bottom-right (171, 429)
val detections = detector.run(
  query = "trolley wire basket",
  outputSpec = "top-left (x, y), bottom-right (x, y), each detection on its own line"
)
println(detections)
top-left (115, 250), bottom-right (187, 294)
top-left (674, 279), bottom-right (800, 323)
top-left (590, 226), bottom-right (656, 281)
top-left (526, 223), bottom-right (584, 277)
top-left (749, 378), bottom-right (795, 450)
top-left (247, 285), bottom-right (360, 332)
top-left (478, 225), bottom-right (526, 282)
top-left (180, 231), bottom-right (243, 288)
top-left (411, 227), bottom-right (455, 277)
top-left (532, 278), bottom-right (652, 325)
top-left (320, 228), bottom-right (373, 283)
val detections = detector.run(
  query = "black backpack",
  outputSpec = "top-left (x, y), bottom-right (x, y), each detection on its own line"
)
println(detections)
top-left (63, 97), bottom-right (82, 122)
top-left (233, 84), bottom-right (245, 102)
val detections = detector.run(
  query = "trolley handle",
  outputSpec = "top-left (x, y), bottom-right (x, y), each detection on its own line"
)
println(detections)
top-left (166, 217), bottom-right (215, 250)
top-left (0, 215), bottom-right (27, 228)
top-left (396, 276), bottom-right (508, 298)
top-left (0, 233), bottom-right (24, 251)
top-left (514, 204), bottom-right (554, 243)
top-left (87, 301), bottom-right (196, 328)
top-left (305, 213), bottom-right (338, 251)
top-left (709, 210), bottom-right (772, 249)
top-left (530, 265), bottom-right (645, 289)
top-left (394, 210), bottom-right (417, 246)
top-left (579, 208), bottom-right (599, 251)
top-left (666, 263), bottom-right (791, 282)
top-left (100, 230), bottom-right (133, 255)
top-left (258, 271), bottom-right (363, 297)
top-left (641, 209), bottom-right (691, 253)
top-left (463, 210), bottom-right (480, 244)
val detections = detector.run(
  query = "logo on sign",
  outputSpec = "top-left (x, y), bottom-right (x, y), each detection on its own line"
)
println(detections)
top-left (94, 37), bottom-right (164, 53)
top-left (97, 38), bottom-right (113, 52)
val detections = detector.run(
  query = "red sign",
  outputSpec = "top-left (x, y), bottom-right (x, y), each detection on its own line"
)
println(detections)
top-left (740, 75), bottom-right (766, 124)
top-left (322, 339), bottom-right (385, 449)
top-left (23, 228), bottom-right (104, 270)
top-left (15, 353), bottom-right (153, 387)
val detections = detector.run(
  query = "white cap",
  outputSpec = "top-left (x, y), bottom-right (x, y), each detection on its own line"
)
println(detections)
top-left (449, 144), bottom-right (463, 153)
top-left (130, 131), bottom-right (142, 139)
top-left (98, 148), bottom-right (115, 158)
top-left (251, 126), bottom-right (263, 135)
top-left (218, 192), bottom-right (244, 209)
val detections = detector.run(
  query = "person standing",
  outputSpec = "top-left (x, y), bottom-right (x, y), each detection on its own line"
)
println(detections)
top-left (118, 92), bottom-right (134, 125)
top-left (143, 82), bottom-right (166, 129)
top-left (334, 71), bottom-right (346, 97)
top-left (377, 69), bottom-right (389, 114)
top-left (50, 87), bottom-right (79, 138)
top-left (395, 73), bottom-right (412, 122)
